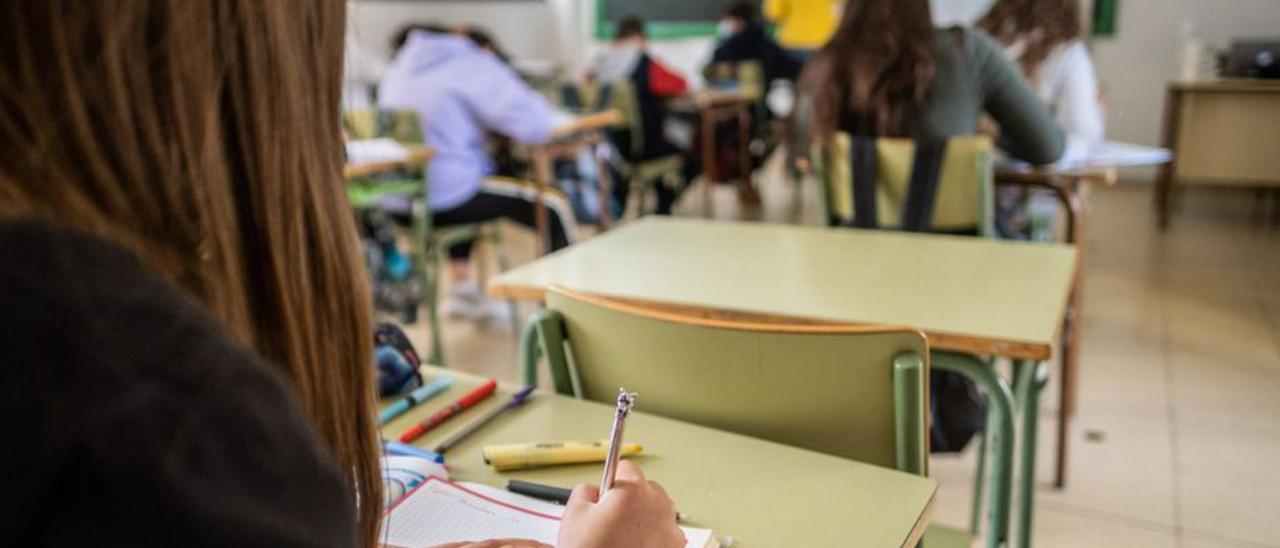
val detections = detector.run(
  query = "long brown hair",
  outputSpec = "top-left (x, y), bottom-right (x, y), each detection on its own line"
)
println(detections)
top-left (801, 0), bottom-right (937, 138)
top-left (978, 0), bottom-right (1083, 80)
top-left (0, 1), bottom-right (382, 544)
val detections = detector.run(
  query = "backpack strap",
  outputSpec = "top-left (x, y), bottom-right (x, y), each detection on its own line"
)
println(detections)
top-left (848, 135), bottom-right (879, 228)
top-left (900, 139), bottom-right (949, 232)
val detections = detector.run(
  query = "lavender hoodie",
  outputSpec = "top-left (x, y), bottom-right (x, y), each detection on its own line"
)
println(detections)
top-left (378, 31), bottom-right (556, 210)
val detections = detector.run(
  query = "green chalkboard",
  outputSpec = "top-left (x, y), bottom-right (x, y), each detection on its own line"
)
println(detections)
top-left (596, 0), bottom-right (763, 40)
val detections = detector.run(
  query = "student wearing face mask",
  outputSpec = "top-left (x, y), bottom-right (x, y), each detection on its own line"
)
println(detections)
top-left (709, 2), bottom-right (802, 92)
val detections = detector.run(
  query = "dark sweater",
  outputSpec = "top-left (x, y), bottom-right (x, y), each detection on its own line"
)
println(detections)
top-left (710, 24), bottom-right (802, 86)
top-left (0, 220), bottom-right (356, 547)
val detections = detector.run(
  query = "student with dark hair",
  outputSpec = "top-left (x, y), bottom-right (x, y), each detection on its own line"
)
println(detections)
top-left (586, 16), bottom-right (692, 214)
top-left (710, 1), bottom-right (802, 88)
top-left (0, 3), bottom-right (684, 546)
top-left (379, 26), bottom-right (578, 321)
top-left (801, 0), bottom-right (1064, 163)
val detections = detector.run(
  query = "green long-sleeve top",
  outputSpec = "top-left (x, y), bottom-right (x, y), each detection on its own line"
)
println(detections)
top-left (831, 28), bottom-right (1066, 165)
top-left (920, 28), bottom-right (1064, 163)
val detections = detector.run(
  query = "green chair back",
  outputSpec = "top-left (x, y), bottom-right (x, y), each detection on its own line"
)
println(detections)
top-left (704, 60), bottom-right (766, 101)
top-left (531, 287), bottom-right (930, 475)
top-left (819, 134), bottom-right (995, 236)
top-left (343, 109), bottom-right (426, 145)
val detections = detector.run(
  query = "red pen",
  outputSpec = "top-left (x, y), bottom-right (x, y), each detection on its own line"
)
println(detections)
top-left (398, 379), bottom-right (497, 443)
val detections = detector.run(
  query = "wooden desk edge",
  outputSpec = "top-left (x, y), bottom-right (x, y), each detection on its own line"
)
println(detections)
top-left (551, 110), bottom-right (622, 137)
top-left (903, 489), bottom-right (937, 548)
top-left (488, 282), bottom-right (1055, 361)
top-left (343, 147), bottom-right (434, 179)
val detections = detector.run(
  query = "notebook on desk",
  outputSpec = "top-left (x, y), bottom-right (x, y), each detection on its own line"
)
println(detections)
top-left (382, 476), bottom-right (719, 548)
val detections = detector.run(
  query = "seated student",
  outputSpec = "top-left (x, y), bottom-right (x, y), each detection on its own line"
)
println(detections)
top-left (800, 0), bottom-right (1064, 165)
top-left (379, 25), bottom-right (577, 320)
top-left (586, 16), bottom-right (692, 215)
top-left (710, 2), bottom-right (802, 91)
top-left (0, 2), bottom-right (684, 547)
top-left (978, 0), bottom-right (1105, 158)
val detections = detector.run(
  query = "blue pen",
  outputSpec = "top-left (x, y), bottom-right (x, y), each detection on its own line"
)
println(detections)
top-left (383, 439), bottom-right (444, 463)
top-left (379, 376), bottom-right (453, 425)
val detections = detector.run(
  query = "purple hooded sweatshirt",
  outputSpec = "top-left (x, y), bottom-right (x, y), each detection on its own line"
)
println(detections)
top-left (378, 31), bottom-right (556, 211)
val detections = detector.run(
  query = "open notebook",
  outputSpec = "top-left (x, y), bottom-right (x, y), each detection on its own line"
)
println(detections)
top-left (382, 476), bottom-right (718, 548)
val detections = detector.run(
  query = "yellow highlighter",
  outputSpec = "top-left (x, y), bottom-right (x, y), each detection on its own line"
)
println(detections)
top-left (482, 440), bottom-right (644, 472)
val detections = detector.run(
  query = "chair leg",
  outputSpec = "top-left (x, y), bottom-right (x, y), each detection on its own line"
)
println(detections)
top-left (487, 226), bottom-right (520, 333)
top-left (413, 200), bottom-right (446, 367)
top-left (518, 313), bottom-right (544, 387)
top-left (971, 422), bottom-right (990, 536)
top-left (933, 352), bottom-right (1017, 548)
top-left (1015, 361), bottom-right (1050, 548)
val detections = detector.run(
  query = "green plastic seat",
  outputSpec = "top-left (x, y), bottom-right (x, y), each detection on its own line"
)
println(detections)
top-left (520, 287), bottom-right (1018, 547)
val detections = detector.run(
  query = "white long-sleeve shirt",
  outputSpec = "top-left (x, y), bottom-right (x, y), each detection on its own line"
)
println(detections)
top-left (1006, 40), bottom-right (1106, 161)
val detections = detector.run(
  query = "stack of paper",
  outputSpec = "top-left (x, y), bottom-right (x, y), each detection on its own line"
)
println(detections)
top-left (382, 477), bottom-right (719, 548)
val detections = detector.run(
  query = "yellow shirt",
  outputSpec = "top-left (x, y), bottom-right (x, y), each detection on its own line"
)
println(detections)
top-left (763, 0), bottom-right (843, 49)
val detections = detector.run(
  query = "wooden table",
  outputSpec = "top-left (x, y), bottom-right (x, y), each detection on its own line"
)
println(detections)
top-left (491, 217), bottom-right (1076, 361)
top-left (343, 145), bottom-right (434, 180)
top-left (529, 110), bottom-right (623, 254)
top-left (671, 89), bottom-right (759, 214)
top-left (383, 368), bottom-right (937, 547)
top-left (1158, 79), bottom-right (1280, 228)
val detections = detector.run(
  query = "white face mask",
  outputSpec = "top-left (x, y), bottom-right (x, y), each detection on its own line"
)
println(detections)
top-left (717, 20), bottom-right (739, 39)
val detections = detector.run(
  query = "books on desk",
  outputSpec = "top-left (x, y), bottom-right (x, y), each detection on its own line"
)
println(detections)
top-left (346, 138), bottom-right (410, 165)
top-left (382, 475), bottom-right (719, 548)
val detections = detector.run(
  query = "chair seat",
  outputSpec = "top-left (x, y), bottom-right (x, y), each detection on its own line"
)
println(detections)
top-left (923, 524), bottom-right (975, 548)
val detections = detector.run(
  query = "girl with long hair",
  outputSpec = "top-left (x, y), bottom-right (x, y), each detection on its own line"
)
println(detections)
top-left (800, 0), bottom-right (1064, 164)
top-left (979, 0), bottom-right (1106, 150)
top-left (0, 1), bottom-right (681, 546)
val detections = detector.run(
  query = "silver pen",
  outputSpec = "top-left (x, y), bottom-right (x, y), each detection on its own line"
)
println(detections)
top-left (599, 388), bottom-right (637, 495)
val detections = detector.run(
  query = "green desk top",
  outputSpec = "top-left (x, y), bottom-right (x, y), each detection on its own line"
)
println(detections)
top-left (383, 370), bottom-right (937, 547)
top-left (490, 217), bottom-right (1077, 360)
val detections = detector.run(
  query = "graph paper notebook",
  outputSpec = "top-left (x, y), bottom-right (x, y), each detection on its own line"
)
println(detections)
top-left (381, 477), bottom-right (718, 548)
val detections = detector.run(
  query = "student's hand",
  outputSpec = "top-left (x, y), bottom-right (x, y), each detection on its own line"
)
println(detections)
top-left (557, 461), bottom-right (686, 548)
top-left (432, 540), bottom-right (550, 548)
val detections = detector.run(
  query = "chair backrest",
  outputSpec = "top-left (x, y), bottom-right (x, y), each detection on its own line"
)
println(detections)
top-left (342, 109), bottom-right (426, 145)
top-left (564, 80), bottom-right (642, 157)
top-left (704, 60), bottom-right (766, 101)
top-left (536, 287), bottom-right (930, 475)
top-left (819, 133), bottom-right (994, 236)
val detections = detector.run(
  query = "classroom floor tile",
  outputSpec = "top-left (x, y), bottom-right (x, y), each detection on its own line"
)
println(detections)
top-left (395, 173), bottom-right (1280, 546)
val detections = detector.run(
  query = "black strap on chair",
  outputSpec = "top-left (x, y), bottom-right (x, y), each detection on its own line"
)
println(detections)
top-left (900, 139), bottom-right (948, 232)
top-left (849, 136), bottom-right (879, 229)
top-left (846, 137), bottom-right (949, 232)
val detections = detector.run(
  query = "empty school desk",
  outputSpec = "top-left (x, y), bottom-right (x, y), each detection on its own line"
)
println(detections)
top-left (384, 369), bottom-right (938, 547)
top-left (491, 217), bottom-right (1077, 362)
top-left (1158, 79), bottom-right (1280, 228)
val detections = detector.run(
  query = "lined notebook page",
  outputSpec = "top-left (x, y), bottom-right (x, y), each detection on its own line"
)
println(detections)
top-left (382, 478), bottom-right (717, 548)
top-left (383, 478), bottom-right (560, 546)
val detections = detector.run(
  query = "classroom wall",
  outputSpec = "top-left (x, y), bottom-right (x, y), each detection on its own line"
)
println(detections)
top-left (348, 0), bottom-right (561, 60)
top-left (349, 0), bottom-right (1280, 181)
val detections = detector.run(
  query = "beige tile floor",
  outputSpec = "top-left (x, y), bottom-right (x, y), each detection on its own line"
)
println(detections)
top-left (396, 166), bottom-right (1280, 547)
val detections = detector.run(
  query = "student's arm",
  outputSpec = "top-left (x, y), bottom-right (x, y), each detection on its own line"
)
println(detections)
top-left (1052, 42), bottom-right (1105, 144)
top-left (465, 55), bottom-right (557, 145)
top-left (970, 31), bottom-right (1066, 164)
